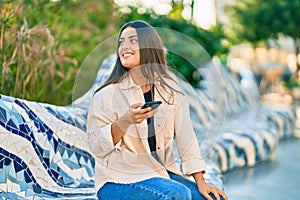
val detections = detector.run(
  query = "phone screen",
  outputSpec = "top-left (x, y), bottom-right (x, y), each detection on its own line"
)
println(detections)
top-left (141, 101), bottom-right (162, 110)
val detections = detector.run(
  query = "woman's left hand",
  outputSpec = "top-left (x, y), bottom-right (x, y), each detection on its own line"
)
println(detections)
top-left (193, 172), bottom-right (228, 200)
top-left (197, 181), bottom-right (228, 200)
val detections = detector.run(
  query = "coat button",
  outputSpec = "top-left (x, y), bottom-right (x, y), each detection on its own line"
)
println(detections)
top-left (115, 146), bottom-right (121, 152)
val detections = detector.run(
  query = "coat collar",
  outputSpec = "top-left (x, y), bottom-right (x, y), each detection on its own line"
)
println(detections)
top-left (118, 72), bottom-right (180, 106)
top-left (118, 73), bottom-right (138, 90)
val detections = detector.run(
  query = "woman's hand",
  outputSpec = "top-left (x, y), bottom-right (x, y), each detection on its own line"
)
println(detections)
top-left (127, 102), bottom-right (158, 123)
top-left (197, 180), bottom-right (228, 200)
top-left (116, 102), bottom-right (157, 129)
top-left (112, 103), bottom-right (158, 144)
top-left (193, 172), bottom-right (228, 200)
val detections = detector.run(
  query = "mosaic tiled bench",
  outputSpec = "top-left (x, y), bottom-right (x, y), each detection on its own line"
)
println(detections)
top-left (0, 55), bottom-right (224, 199)
top-left (0, 54), bottom-right (297, 199)
top-left (191, 64), bottom-right (297, 172)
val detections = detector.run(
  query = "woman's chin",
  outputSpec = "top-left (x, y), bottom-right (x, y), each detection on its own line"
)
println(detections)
top-left (123, 64), bottom-right (140, 70)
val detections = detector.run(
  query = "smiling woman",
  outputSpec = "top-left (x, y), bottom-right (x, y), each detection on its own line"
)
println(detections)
top-left (87, 20), bottom-right (228, 200)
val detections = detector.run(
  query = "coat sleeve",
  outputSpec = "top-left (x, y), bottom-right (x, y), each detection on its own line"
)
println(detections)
top-left (87, 92), bottom-right (121, 158)
top-left (174, 93), bottom-right (206, 175)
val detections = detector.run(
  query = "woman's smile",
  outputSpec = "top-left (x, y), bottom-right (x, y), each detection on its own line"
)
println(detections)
top-left (121, 52), bottom-right (134, 59)
top-left (118, 26), bottom-right (140, 68)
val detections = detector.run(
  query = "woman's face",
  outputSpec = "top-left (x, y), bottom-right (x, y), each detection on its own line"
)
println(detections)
top-left (118, 27), bottom-right (140, 69)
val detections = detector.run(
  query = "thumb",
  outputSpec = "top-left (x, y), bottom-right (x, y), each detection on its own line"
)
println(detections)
top-left (130, 102), bottom-right (144, 109)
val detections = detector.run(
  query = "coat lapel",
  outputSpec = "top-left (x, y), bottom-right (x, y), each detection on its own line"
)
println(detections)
top-left (118, 76), bottom-right (151, 153)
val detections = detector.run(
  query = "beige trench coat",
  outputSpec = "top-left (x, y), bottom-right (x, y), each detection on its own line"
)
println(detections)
top-left (87, 74), bottom-right (206, 191)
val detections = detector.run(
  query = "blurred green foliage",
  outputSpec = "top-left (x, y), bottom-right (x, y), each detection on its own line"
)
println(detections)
top-left (1, 0), bottom-right (228, 105)
top-left (1, 0), bottom-right (117, 105)
top-left (224, 0), bottom-right (300, 73)
top-left (225, 0), bottom-right (300, 45)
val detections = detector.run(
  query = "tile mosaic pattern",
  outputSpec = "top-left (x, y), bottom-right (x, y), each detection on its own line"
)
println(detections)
top-left (0, 95), bottom-right (96, 199)
top-left (186, 64), bottom-right (297, 172)
top-left (0, 54), bottom-right (297, 199)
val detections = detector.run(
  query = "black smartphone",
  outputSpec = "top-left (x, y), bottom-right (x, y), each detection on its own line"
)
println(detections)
top-left (141, 101), bottom-right (162, 110)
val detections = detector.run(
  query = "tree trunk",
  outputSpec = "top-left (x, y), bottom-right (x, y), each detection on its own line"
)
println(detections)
top-left (191, 0), bottom-right (194, 22)
top-left (296, 38), bottom-right (300, 78)
top-left (215, 0), bottom-right (219, 24)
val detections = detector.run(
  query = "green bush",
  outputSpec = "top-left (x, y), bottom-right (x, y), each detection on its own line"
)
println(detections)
top-left (0, 0), bottom-right (117, 105)
top-left (1, 1), bottom-right (77, 105)
top-left (0, 1), bottom-right (228, 105)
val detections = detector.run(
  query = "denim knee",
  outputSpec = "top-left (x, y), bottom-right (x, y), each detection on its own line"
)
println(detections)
top-left (97, 178), bottom-right (192, 200)
top-left (165, 183), bottom-right (191, 200)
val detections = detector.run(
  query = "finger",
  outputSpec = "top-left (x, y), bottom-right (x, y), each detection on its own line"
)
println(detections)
top-left (211, 190), bottom-right (220, 200)
top-left (219, 190), bottom-right (228, 200)
top-left (202, 191), bottom-right (213, 200)
top-left (135, 118), bottom-right (144, 123)
top-left (131, 114), bottom-right (146, 123)
top-left (132, 108), bottom-right (158, 123)
top-left (132, 109), bottom-right (154, 122)
top-left (140, 106), bottom-right (152, 113)
top-left (130, 102), bottom-right (144, 109)
top-left (144, 108), bottom-right (158, 118)
top-left (215, 188), bottom-right (227, 200)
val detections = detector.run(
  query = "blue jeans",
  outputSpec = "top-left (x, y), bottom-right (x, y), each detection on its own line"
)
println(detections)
top-left (97, 172), bottom-right (223, 200)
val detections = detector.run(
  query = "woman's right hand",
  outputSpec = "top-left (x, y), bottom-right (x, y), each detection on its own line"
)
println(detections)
top-left (128, 102), bottom-right (158, 123)
top-left (111, 103), bottom-right (158, 144)
top-left (115, 102), bottom-right (158, 131)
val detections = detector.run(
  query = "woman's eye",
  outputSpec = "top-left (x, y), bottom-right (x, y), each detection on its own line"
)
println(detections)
top-left (119, 38), bottom-right (138, 46)
top-left (131, 39), bottom-right (138, 43)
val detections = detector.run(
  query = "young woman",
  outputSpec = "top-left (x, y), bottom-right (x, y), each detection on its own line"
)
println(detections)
top-left (87, 20), bottom-right (227, 200)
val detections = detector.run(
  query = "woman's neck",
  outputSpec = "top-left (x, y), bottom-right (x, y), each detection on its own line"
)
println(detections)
top-left (141, 84), bottom-right (152, 93)
top-left (129, 66), bottom-right (151, 92)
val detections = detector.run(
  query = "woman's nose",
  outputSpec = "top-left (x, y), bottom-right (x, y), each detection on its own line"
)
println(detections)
top-left (122, 40), bottom-right (131, 49)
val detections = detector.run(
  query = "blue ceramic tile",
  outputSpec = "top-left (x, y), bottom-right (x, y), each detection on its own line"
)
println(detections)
top-left (0, 107), bottom-right (7, 122)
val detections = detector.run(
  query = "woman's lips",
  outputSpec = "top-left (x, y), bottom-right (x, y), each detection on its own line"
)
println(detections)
top-left (122, 52), bottom-right (134, 58)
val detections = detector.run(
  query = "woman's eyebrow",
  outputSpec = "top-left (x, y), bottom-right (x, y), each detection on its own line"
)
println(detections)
top-left (128, 35), bottom-right (138, 38)
top-left (119, 35), bottom-right (138, 40)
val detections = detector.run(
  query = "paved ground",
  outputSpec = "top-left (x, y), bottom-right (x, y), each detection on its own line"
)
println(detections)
top-left (223, 138), bottom-right (300, 199)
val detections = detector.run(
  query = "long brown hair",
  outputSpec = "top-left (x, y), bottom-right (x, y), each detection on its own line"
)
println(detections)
top-left (94, 20), bottom-right (181, 99)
